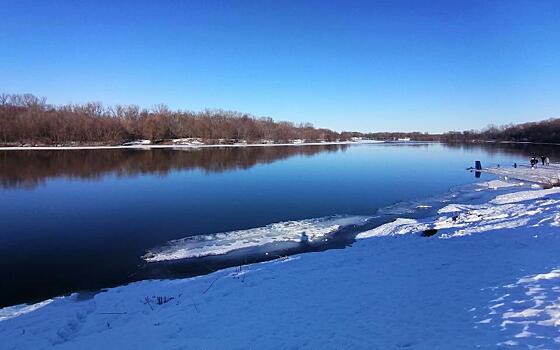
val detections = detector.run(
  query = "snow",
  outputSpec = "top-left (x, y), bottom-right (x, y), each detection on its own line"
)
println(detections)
top-left (121, 140), bottom-right (151, 146)
top-left (483, 164), bottom-right (560, 187)
top-left (0, 300), bottom-right (53, 322)
top-left (491, 187), bottom-right (560, 204)
top-left (366, 186), bottom-right (560, 240)
top-left (479, 267), bottom-right (560, 346)
top-left (0, 140), bottom-right (386, 151)
top-left (144, 215), bottom-right (370, 262)
top-left (171, 138), bottom-right (204, 145)
top-left (355, 218), bottom-right (424, 238)
top-left (2, 180), bottom-right (560, 349)
top-left (476, 179), bottom-right (524, 190)
top-left (518, 269), bottom-right (560, 283)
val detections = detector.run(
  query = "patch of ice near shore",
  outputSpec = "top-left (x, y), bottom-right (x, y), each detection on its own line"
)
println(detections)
top-left (145, 179), bottom-right (519, 262)
top-left (144, 215), bottom-right (370, 262)
top-left (0, 299), bottom-right (53, 322)
top-left (491, 187), bottom-right (560, 205)
top-left (476, 179), bottom-right (524, 190)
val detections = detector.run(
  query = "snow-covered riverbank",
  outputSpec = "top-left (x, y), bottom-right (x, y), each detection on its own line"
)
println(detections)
top-left (1, 177), bottom-right (560, 349)
top-left (0, 140), bottom-right (387, 151)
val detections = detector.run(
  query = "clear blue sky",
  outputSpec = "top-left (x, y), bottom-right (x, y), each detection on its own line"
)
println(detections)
top-left (1, 0), bottom-right (559, 132)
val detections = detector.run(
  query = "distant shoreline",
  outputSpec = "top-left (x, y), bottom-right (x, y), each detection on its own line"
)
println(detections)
top-left (4, 140), bottom-right (560, 151)
top-left (0, 140), bottom-right (395, 151)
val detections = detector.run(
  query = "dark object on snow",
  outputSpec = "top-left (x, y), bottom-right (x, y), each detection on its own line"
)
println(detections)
top-left (300, 232), bottom-right (309, 243)
top-left (530, 157), bottom-right (538, 168)
top-left (421, 229), bottom-right (438, 237)
top-left (541, 156), bottom-right (546, 165)
top-left (514, 163), bottom-right (517, 168)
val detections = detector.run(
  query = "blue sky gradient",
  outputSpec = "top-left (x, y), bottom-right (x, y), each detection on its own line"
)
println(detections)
top-left (1, 0), bottom-right (559, 132)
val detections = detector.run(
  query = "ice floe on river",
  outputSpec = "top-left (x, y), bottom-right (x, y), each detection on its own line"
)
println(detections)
top-left (143, 215), bottom-right (370, 262)
top-left (145, 180), bottom-right (558, 263)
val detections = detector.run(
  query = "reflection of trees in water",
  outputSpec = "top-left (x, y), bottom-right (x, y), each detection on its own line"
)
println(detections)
top-left (0, 145), bottom-right (347, 189)
top-left (442, 142), bottom-right (560, 159)
top-left (3, 142), bottom-right (556, 190)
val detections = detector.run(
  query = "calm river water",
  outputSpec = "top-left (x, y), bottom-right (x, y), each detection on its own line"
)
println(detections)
top-left (1, 142), bottom-right (558, 307)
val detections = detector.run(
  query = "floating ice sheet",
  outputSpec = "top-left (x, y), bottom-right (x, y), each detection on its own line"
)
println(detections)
top-left (144, 215), bottom-right (370, 262)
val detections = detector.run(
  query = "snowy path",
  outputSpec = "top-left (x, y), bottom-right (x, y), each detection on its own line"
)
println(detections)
top-left (1, 183), bottom-right (560, 349)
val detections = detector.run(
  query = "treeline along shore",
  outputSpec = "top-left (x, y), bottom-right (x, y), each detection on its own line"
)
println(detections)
top-left (0, 94), bottom-right (342, 146)
top-left (1, 93), bottom-right (559, 146)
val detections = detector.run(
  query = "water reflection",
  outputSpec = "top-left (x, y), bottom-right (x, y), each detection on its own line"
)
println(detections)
top-left (0, 145), bottom-right (347, 189)
top-left (3, 142), bottom-right (558, 190)
top-left (443, 142), bottom-right (560, 159)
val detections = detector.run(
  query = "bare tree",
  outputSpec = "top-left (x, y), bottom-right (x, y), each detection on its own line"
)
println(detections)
top-left (0, 93), bottom-right (349, 145)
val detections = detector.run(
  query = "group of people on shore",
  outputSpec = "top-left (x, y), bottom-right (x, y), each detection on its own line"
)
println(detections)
top-left (530, 156), bottom-right (550, 168)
